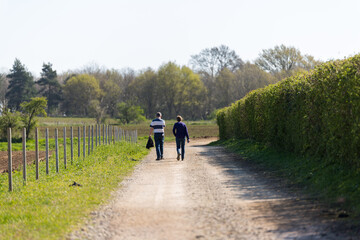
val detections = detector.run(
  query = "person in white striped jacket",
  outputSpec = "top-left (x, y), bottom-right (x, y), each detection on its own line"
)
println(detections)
top-left (149, 112), bottom-right (166, 160)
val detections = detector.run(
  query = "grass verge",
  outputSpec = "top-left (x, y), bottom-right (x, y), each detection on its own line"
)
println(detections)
top-left (0, 141), bottom-right (149, 240)
top-left (211, 138), bottom-right (360, 218)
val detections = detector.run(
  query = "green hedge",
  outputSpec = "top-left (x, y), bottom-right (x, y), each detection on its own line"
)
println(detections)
top-left (217, 54), bottom-right (360, 165)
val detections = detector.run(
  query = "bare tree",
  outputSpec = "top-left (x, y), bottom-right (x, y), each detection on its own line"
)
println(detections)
top-left (190, 45), bottom-right (244, 78)
top-left (255, 44), bottom-right (322, 78)
top-left (255, 44), bottom-right (302, 73)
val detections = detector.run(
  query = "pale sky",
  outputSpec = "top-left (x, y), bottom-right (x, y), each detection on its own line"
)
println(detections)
top-left (0, 0), bottom-right (359, 75)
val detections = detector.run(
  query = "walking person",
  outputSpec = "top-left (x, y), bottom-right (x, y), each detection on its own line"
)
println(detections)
top-left (149, 112), bottom-right (166, 160)
top-left (172, 115), bottom-right (190, 161)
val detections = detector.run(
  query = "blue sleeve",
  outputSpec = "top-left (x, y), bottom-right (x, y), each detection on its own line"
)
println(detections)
top-left (172, 124), bottom-right (176, 137)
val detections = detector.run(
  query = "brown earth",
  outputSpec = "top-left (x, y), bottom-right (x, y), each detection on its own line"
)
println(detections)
top-left (0, 151), bottom-right (48, 173)
top-left (69, 138), bottom-right (359, 240)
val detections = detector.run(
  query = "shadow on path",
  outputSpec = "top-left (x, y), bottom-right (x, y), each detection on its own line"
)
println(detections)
top-left (193, 145), bottom-right (357, 239)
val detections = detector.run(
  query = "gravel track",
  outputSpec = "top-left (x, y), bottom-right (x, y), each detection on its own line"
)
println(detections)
top-left (69, 139), bottom-right (356, 240)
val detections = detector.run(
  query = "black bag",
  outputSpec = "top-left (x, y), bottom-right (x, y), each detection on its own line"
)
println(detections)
top-left (146, 136), bottom-right (154, 149)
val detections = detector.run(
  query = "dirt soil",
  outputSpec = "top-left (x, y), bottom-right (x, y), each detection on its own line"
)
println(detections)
top-left (0, 151), bottom-right (48, 173)
top-left (69, 138), bottom-right (358, 240)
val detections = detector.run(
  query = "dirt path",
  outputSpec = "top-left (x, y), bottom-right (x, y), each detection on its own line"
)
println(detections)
top-left (70, 138), bottom-right (355, 240)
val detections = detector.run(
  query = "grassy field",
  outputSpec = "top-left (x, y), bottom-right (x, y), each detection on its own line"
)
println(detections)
top-left (212, 138), bottom-right (360, 219)
top-left (0, 140), bottom-right (149, 240)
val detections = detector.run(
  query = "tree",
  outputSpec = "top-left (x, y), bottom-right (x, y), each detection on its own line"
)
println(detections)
top-left (100, 79), bottom-right (122, 117)
top-left (190, 45), bottom-right (244, 116)
top-left (234, 62), bottom-right (276, 99)
top-left (20, 97), bottom-right (47, 138)
top-left (117, 102), bottom-right (146, 124)
top-left (190, 45), bottom-right (244, 78)
top-left (255, 44), bottom-right (321, 79)
top-left (157, 62), bottom-right (182, 117)
top-left (0, 107), bottom-right (20, 139)
top-left (0, 73), bottom-right (8, 108)
top-left (62, 74), bottom-right (102, 116)
top-left (214, 68), bottom-right (237, 108)
top-left (37, 63), bottom-right (62, 114)
top-left (177, 66), bottom-right (207, 119)
top-left (6, 59), bottom-right (36, 111)
top-left (127, 68), bottom-right (158, 118)
top-left (88, 99), bottom-right (106, 124)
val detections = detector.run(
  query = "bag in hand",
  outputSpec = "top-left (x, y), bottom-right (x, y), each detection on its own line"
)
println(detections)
top-left (146, 136), bottom-right (154, 149)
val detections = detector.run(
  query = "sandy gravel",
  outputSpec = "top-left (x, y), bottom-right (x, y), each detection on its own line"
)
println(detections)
top-left (69, 138), bottom-right (356, 240)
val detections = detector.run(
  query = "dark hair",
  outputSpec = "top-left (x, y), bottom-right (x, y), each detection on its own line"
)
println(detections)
top-left (156, 112), bottom-right (162, 117)
top-left (176, 115), bottom-right (182, 122)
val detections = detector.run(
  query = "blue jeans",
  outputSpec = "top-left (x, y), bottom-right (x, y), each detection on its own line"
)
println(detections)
top-left (154, 133), bottom-right (164, 159)
top-left (176, 138), bottom-right (185, 160)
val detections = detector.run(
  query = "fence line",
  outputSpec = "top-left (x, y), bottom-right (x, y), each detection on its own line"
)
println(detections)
top-left (5, 125), bottom-right (137, 192)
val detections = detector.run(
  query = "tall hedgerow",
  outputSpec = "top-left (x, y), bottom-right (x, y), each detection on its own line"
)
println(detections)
top-left (217, 54), bottom-right (360, 165)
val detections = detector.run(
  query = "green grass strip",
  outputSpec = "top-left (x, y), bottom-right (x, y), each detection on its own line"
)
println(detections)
top-left (0, 141), bottom-right (149, 240)
top-left (211, 138), bottom-right (360, 218)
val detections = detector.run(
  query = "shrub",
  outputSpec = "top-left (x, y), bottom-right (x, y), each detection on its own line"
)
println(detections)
top-left (217, 54), bottom-right (360, 166)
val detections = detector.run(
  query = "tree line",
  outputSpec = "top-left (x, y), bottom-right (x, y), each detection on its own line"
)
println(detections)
top-left (0, 44), bottom-right (321, 122)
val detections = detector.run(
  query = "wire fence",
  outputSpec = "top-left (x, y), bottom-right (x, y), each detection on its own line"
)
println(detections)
top-left (6, 125), bottom-right (138, 192)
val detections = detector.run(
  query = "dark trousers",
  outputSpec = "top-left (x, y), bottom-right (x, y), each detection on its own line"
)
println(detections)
top-left (176, 137), bottom-right (185, 160)
top-left (154, 133), bottom-right (164, 159)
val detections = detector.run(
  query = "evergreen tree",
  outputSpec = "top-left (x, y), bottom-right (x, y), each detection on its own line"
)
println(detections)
top-left (37, 62), bottom-right (62, 114)
top-left (6, 59), bottom-right (36, 111)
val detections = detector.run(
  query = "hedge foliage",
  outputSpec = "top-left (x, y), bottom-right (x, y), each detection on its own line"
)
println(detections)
top-left (217, 54), bottom-right (360, 165)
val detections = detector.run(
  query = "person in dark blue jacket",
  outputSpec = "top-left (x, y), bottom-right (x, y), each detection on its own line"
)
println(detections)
top-left (172, 115), bottom-right (190, 161)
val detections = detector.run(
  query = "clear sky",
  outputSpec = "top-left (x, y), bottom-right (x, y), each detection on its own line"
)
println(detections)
top-left (0, 0), bottom-right (359, 75)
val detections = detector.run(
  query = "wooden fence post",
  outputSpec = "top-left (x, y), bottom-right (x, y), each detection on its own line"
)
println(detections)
top-left (95, 125), bottom-right (98, 147)
top-left (111, 126), bottom-right (113, 144)
top-left (70, 126), bottom-right (73, 164)
top-left (55, 128), bottom-right (59, 173)
top-left (35, 127), bottom-right (39, 179)
top-left (8, 128), bottom-right (13, 192)
top-left (88, 125), bottom-right (90, 156)
top-left (22, 128), bottom-right (27, 183)
top-left (45, 128), bottom-right (49, 174)
top-left (102, 124), bottom-right (105, 145)
top-left (83, 126), bottom-right (86, 158)
top-left (99, 124), bottom-right (101, 146)
top-left (78, 127), bottom-right (81, 158)
top-left (109, 125), bottom-right (111, 144)
top-left (113, 126), bottom-right (115, 144)
top-left (63, 127), bottom-right (67, 169)
top-left (91, 125), bottom-right (94, 152)
top-left (105, 125), bottom-right (108, 145)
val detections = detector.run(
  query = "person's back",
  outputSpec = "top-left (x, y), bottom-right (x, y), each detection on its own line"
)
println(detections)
top-left (172, 115), bottom-right (189, 161)
top-left (173, 121), bottom-right (189, 139)
top-left (151, 118), bottom-right (166, 134)
top-left (149, 112), bottom-right (166, 160)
